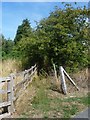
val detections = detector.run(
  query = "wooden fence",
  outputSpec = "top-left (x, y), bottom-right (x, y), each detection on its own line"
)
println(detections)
top-left (0, 64), bottom-right (37, 118)
top-left (0, 64), bottom-right (80, 118)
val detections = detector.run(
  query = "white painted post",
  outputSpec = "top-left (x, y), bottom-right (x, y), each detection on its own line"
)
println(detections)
top-left (59, 66), bottom-right (67, 95)
top-left (62, 68), bottom-right (80, 91)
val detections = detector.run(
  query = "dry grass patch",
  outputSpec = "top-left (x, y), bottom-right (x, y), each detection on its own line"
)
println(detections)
top-left (0, 59), bottom-right (22, 77)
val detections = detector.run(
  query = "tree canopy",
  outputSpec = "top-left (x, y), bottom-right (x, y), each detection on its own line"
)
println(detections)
top-left (2, 4), bottom-right (89, 72)
top-left (14, 19), bottom-right (32, 44)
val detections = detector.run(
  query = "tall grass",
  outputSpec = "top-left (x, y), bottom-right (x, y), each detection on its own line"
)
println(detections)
top-left (0, 59), bottom-right (22, 104)
top-left (0, 59), bottom-right (22, 77)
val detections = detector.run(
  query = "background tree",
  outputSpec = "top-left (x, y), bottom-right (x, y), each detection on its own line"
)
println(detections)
top-left (0, 35), bottom-right (14, 59)
top-left (14, 19), bottom-right (32, 44)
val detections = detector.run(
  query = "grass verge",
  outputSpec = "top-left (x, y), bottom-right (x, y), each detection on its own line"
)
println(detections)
top-left (13, 76), bottom-right (89, 118)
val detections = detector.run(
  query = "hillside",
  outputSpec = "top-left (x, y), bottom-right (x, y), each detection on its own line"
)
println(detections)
top-left (12, 68), bottom-right (89, 118)
top-left (1, 2), bottom-right (89, 119)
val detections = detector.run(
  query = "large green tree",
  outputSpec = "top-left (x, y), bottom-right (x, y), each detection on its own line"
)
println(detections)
top-left (14, 4), bottom-right (89, 72)
top-left (35, 4), bottom-right (89, 71)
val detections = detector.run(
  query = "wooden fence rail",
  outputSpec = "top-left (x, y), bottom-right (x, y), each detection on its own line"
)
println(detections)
top-left (0, 64), bottom-right (37, 118)
top-left (13, 64), bottom-right (37, 100)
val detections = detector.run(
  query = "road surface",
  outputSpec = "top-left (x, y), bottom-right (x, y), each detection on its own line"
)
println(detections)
top-left (73, 107), bottom-right (90, 119)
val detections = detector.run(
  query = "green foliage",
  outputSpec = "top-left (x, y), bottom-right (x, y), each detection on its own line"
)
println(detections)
top-left (0, 35), bottom-right (14, 60)
top-left (14, 19), bottom-right (32, 44)
top-left (32, 87), bottom-right (51, 111)
top-left (35, 5), bottom-right (89, 72)
top-left (2, 4), bottom-right (89, 72)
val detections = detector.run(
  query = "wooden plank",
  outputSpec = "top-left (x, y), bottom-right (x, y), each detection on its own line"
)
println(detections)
top-left (14, 68), bottom-right (36, 90)
top-left (14, 64), bottom-right (36, 77)
top-left (0, 77), bottom-right (11, 83)
top-left (0, 77), bottom-right (6, 83)
top-left (25, 64), bottom-right (36, 73)
top-left (0, 112), bottom-right (11, 119)
top-left (0, 90), bottom-right (11, 94)
top-left (0, 101), bottom-right (11, 108)
top-left (10, 74), bottom-right (15, 112)
top-left (14, 66), bottom-right (37, 100)
top-left (59, 66), bottom-right (67, 95)
top-left (62, 67), bottom-right (80, 91)
top-left (7, 79), bottom-right (11, 113)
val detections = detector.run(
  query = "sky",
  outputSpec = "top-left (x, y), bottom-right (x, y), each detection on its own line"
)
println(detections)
top-left (1, 2), bottom-right (89, 40)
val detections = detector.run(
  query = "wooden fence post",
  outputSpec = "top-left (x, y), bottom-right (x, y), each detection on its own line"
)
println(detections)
top-left (7, 75), bottom-right (14, 113)
top-left (10, 74), bottom-right (15, 113)
top-left (7, 77), bottom-right (11, 113)
top-left (59, 66), bottom-right (67, 95)
top-left (63, 68), bottom-right (80, 91)
top-left (53, 63), bottom-right (58, 83)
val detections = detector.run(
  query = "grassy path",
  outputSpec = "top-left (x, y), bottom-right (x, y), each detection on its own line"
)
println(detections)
top-left (12, 76), bottom-right (89, 118)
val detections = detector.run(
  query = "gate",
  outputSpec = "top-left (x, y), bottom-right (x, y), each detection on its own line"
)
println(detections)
top-left (0, 76), bottom-right (14, 118)
top-left (0, 64), bottom-right (37, 118)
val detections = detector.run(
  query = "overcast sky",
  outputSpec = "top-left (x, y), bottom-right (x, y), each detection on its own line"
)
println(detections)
top-left (1, 1), bottom-right (89, 40)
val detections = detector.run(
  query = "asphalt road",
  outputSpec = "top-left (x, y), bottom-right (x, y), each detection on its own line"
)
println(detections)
top-left (72, 107), bottom-right (90, 120)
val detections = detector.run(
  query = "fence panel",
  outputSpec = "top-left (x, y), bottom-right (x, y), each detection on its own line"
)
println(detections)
top-left (0, 64), bottom-right (37, 118)
top-left (0, 76), bottom-right (14, 115)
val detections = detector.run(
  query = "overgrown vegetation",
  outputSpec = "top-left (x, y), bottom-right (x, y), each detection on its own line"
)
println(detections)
top-left (1, 3), bottom-right (89, 73)
top-left (13, 75), bottom-right (89, 118)
top-left (0, 3), bottom-right (89, 119)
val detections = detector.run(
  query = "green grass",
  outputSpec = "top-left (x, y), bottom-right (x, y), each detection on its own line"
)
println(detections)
top-left (62, 96), bottom-right (90, 106)
top-left (62, 105), bottom-right (79, 118)
top-left (18, 77), bottom-right (89, 118)
top-left (31, 87), bottom-right (51, 113)
top-left (31, 85), bottom-right (89, 118)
